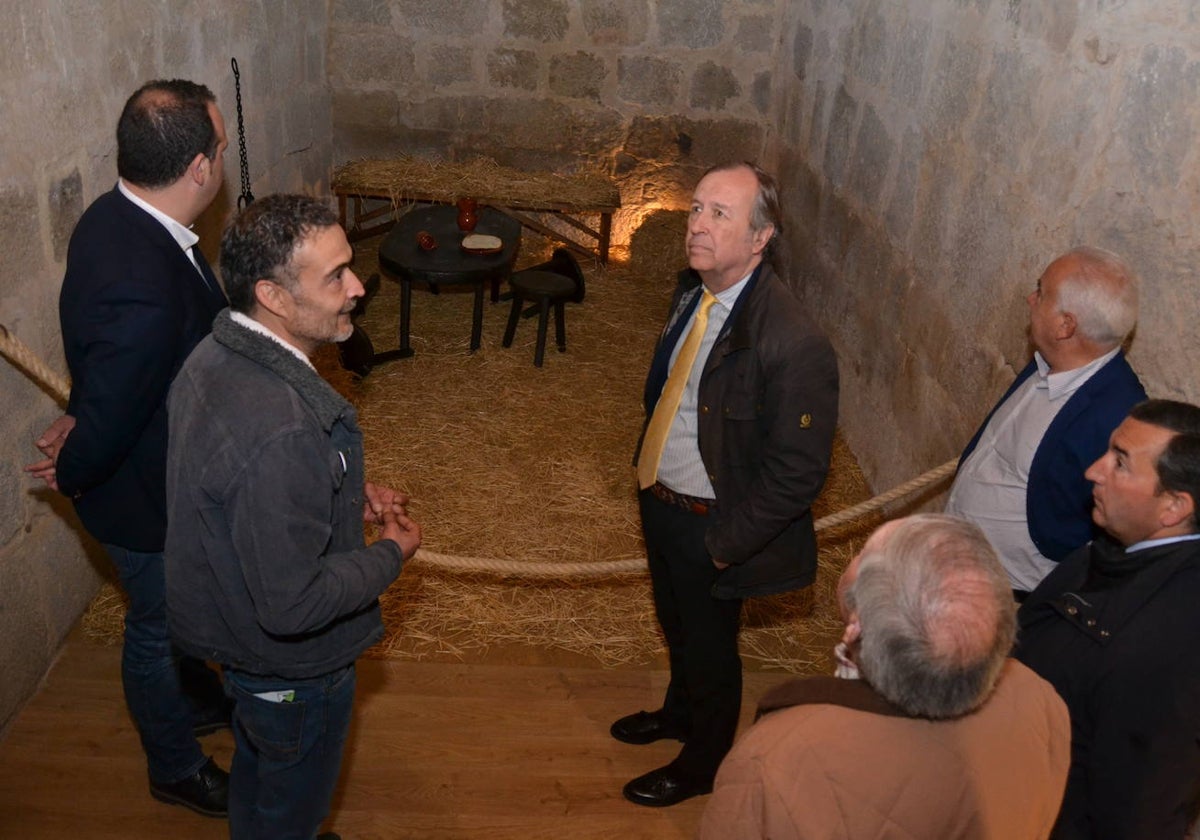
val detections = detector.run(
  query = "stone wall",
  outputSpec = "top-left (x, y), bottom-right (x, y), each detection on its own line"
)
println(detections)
top-left (0, 1), bottom-right (332, 735)
top-left (773, 0), bottom-right (1200, 495)
top-left (329, 0), bottom-right (785, 245)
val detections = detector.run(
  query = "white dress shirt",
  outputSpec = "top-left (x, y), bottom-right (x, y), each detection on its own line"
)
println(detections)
top-left (946, 347), bottom-right (1120, 590)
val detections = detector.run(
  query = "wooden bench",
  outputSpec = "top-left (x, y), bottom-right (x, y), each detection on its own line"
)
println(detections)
top-left (332, 157), bottom-right (621, 263)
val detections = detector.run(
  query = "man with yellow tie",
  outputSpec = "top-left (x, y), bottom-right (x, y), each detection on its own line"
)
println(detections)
top-left (612, 161), bottom-right (839, 807)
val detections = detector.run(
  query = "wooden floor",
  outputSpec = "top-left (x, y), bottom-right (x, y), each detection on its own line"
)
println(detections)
top-left (0, 634), bottom-right (782, 839)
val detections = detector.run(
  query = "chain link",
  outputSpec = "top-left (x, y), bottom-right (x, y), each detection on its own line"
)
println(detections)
top-left (231, 57), bottom-right (254, 209)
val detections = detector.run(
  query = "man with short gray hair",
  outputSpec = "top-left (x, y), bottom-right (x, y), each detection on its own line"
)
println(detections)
top-left (700, 515), bottom-right (1070, 839)
top-left (948, 247), bottom-right (1146, 597)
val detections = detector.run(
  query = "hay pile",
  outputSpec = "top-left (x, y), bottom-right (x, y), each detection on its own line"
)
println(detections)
top-left (80, 209), bottom-right (877, 674)
top-left (332, 156), bottom-right (621, 211)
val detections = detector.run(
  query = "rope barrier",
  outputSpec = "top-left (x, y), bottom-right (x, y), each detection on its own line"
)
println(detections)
top-left (2, 322), bottom-right (958, 578)
top-left (0, 324), bottom-right (70, 405)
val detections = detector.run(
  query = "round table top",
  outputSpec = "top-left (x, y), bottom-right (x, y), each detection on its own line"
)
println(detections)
top-left (379, 205), bottom-right (521, 285)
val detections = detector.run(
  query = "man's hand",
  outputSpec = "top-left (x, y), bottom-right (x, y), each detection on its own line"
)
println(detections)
top-left (379, 511), bottom-right (422, 561)
top-left (363, 481), bottom-right (410, 524)
top-left (24, 414), bottom-right (76, 491)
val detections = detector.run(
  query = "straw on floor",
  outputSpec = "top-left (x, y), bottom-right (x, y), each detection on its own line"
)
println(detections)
top-left (80, 208), bottom-right (879, 674)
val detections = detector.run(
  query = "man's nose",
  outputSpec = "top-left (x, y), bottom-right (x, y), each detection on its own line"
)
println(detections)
top-left (347, 269), bottom-right (365, 299)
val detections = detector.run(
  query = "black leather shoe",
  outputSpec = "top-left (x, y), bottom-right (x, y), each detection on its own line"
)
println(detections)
top-left (610, 710), bottom-right (689, 745)
top-left (192, 698), bottom-right (235, 737)
top-left (622, 766), bottom-right (713, 807)
top-left (149, 757), bottom-right (229, 818)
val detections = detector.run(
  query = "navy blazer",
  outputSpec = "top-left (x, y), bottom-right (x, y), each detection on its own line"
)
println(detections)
top-left (56, 187), bottom-right (227, 551)
top-left (959, 352), bottom-right (1146, 563)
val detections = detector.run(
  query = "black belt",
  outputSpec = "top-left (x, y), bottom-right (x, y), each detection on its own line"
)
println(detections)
top-left (649, 482), bottom-right (716, 516)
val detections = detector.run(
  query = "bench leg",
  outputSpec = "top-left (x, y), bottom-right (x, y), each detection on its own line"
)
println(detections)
top-left (534, 298), bottom-right (550, 367)
top-left (502, 295), bottom-right (522, 347)
top-left (555, 302), bottom-right (566, 352)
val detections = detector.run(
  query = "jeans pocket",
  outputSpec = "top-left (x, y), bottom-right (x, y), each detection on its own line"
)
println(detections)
top-left (231, 682), bottom-right (307, 760)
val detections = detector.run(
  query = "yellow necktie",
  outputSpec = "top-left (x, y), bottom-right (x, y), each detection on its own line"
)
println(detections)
top-left (637, 290), bottom-right (718, 490)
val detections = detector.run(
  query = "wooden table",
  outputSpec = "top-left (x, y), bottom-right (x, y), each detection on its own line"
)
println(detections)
top-left (375, 206), bottom-right (521, 361)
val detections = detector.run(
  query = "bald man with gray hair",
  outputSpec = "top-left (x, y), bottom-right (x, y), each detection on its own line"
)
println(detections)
top-left (948, 247), bottom-right (1147, 598)
top-left (700, 515), bottom-right (1070, 840)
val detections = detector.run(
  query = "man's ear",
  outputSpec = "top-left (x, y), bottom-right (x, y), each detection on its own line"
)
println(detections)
top-left (1057, 309), bottom-right (1078, 341)
top-left (841, 613), bottom-right (861, 647)
top-left (253, 279), bottom-right (289, 318)
top-left (1161, 489), bottom-right (1196, 531)
top-left (751, 223), bottom-right (775, 255)
top-left (189, 152), bottom-right (211, 186)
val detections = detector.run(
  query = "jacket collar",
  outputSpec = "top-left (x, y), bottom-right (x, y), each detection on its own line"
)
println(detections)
top-left (211, 310), bottom-right (350, 431)
top-left (756, 674), bottom-right (909, 721)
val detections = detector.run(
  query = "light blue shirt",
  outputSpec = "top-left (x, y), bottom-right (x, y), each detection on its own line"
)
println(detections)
top-left (946, 347), bottom-right (1121, 590)
top-left (656, 272), bottom-right (752, 498)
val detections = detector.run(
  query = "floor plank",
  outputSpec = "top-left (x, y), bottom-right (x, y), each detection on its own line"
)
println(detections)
top-left (0, 637), bottom-right (782, 839)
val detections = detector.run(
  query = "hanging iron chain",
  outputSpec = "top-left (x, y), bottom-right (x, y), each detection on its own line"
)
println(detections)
top-left (231, 57), bottom-right (254, 209)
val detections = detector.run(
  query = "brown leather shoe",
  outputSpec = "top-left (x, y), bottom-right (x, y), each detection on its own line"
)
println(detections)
top-left (149, 757), bottom-right (229, 818)
top-left (610, 710), bottom-right (689, 745)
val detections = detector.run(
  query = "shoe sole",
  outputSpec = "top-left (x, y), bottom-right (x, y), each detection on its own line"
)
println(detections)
top-left (149, 787), bottom-right (228, 819)
top-left (192, 720), bottom-right (232, 737)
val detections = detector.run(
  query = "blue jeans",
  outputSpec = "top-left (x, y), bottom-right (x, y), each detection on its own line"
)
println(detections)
top-left (105, 544), bottom-right (211, 784)
top-left (225, 664), bottom-right (357, 840)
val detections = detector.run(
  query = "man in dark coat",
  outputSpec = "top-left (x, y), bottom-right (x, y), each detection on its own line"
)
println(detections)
top-left (1015, 399), bottom-right (1200, 839)
top-left (610, 162), bottom-right (838, 807)
top-left (25, 79), bottom-right (230, 817)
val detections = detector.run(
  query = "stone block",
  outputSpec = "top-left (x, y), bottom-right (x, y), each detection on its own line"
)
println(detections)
top-left (549, 51), bottom-right (606, 102)
top-left (618, 56), bottom-right (682, 108)
top-left (1003, 0), bottom-right (1077, 52)
top-left (581, 0), bottom-right (649, 46)
top-left (751, 71), bottom-right (771, 115)
top-left (395, 0), bottom-right (488, 35)
top-left (889, 14), bottom-right (930, 109)
top-left (884, 127), bottom-right (924, 246)
top-left (806, 80), bottom-right (828, 157)
top-left (735, 14), bottom-right (774, 53)
top-left (622, 115), bottom-right (763, 168)
top-left (331, 88), bottom-right (400, 132)
top-left (0, 187), bottom-right (42, 296)
top-left (1028, 92), bottom-right (1098, 208)
top-left (822, 84), bottom-right (858, 191)
top-left (328, 28), bottom-right (415, 86)
top-left (926, 34), bottom-right (983, 143)
top-left (972, 49), bottom-right (1038, 172)
top-left (690, 62), bottom-right (741, 111)
top-left (331, 0), bottom-right (391, 25)
top-left (848, 1), bottom-right (889, 86)
top-left (847, 103), bottom-right (893, 208)
top-left (792, 22), bottom-right (814, 81)
top-left (910, 146), bottom-right (962, 278)
top-left (1113, 45), bottom-right (1200, 190)
top-left (48, 169), bottom-right (83, 263)
top-left (657, 0), bottom-right (724, 49)
top-left (488, 48), bottom-right (540, 91)
top-left (503, 0), bottom-right (569, 42)
top-left (426, 45), bottom-right (476, 87)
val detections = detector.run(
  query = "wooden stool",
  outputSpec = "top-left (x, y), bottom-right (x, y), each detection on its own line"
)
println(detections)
top-left (502, 270), bottom-right (577, 367)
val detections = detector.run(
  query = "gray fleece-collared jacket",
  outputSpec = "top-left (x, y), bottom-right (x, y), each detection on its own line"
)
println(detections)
top-left (165, 310), bottom-right (403, 679)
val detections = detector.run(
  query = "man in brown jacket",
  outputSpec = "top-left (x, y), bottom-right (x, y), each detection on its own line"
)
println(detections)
top-left (700, 515), bottom-right (1070, 840)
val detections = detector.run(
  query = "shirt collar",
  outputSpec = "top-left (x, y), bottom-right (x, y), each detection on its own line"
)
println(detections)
top-left (229, 310), bottom-right (315, 369)
top-left (118, 179), bottom-right (199, 253)
top-left (1125, 533), bottom-right (1200, 554)
top-left (1033, 346), bottom-right (1120, 401)
top-left (710, 269), bottom-right (752, 311)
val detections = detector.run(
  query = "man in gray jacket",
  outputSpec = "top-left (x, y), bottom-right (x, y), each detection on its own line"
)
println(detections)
top-left (165, 194), bottom-right (420, 840)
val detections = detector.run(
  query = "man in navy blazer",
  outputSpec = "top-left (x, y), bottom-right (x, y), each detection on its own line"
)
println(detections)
top-left (25, 80), bottom-right (230, 817)
top-left (947, 247), bottom-right (1146, 598)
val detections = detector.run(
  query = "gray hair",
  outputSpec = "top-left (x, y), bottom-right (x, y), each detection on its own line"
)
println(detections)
top-left (844, 514), bottom-right (1016, 719)
top-left (1055, 245), bottom-right (1139, 348)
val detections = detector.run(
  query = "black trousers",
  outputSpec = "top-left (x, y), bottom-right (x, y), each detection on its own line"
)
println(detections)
top-left (639, 489), bottom-right (743, 782)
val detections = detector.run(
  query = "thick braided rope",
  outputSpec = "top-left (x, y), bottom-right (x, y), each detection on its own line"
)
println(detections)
top-left (412, 458), bottom-right (959, 576)
top-left (2, 324), bottom-right (959, 578)
top-left (0, 324), bottom-right (71, 405)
